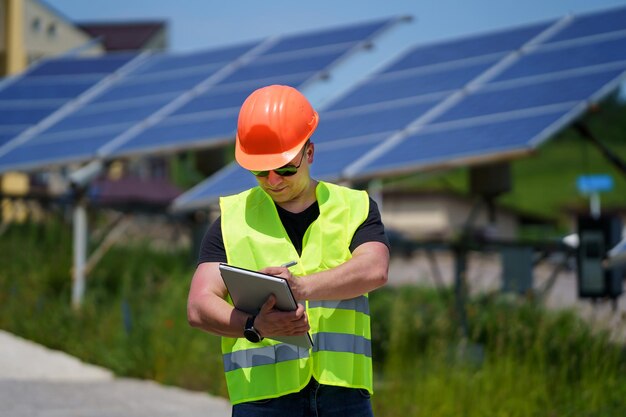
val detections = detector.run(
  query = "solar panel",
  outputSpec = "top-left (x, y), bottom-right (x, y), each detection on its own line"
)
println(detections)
top-left (132, 42), bottom-right (259, 74)
top-left (110, 111), bottom-right (238, 156)
top-left (90, 70), bottom-right (216, 103)
top-left (1, 127), bottom-right (129, 171)
top-left (0, 53), bottom-right (138, 162)
top-left (44, 98), bottom-right (171, 134)
top-left (326, 59), bottom-right (497, 109)
top-left (0, 129), bottom-right (24, 148)
top-left (0, 17), bottom-right (401, 173)
top-left (433, 68), bottom-right (625, 123)
top-left (493, 36), bottom-right (626, 81)
top-left (108, 19), bottom-right (399, 158)
top-left (380, 21), bottom-right (551, 72)
top-left (217, 47), bottom-right (350, 85)
top-left (27, 54), bottom-right (136, 76)
top-left (0, 78), bottom-right (100, 100)
top-left (353, 109), bottom-right (573, 178)
top-left (171, 164), bottom-right (258, 212)
top-left (0, 105), bottom-right (59, 125)
top-left (315, 100), bottom-right (441, 143)
top-left (261, 19), bottom-right (391, 55)
top-left (544, 7), bottom-right (626, 44)
top-left (172, 6), bottom-right (626, 212)
top-left (344, 8), bottom-right (626, 179)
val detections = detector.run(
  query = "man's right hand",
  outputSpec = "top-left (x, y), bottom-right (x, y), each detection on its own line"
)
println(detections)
top-left (253, 294), bottom-right (310, 337)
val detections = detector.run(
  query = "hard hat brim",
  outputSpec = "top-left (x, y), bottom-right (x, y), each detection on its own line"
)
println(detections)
top-left (234, 112), bottom-right (318, 171)
top-left (235, 136), bottom-right (310, 171)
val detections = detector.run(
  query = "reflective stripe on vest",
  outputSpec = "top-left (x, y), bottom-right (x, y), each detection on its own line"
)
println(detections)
top-left (313, 333), bottom-right (372, 357)
top-left (223, 332), bottom-right (372, 372)
top-left (220, 181), bottom-right (372, 404)
top-left (224, 344), bottom-right (310, 372)
top-left (308, 295), bottom-right (370, 316)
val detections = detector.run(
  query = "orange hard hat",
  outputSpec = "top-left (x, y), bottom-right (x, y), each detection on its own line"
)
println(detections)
top-left (235, 85), bottom-right (319, 171)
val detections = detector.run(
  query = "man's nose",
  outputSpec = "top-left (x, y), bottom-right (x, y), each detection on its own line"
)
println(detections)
top-left (267, 171), bottom-right (283, 186)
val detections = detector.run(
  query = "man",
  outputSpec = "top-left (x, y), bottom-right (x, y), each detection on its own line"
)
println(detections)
top-left (187, 84), bottom-right (390, 417)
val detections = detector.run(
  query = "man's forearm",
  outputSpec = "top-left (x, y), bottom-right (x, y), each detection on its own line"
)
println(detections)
top-left (187, 295), bottom-right (248, 338)
top-left (299, 242), bottom-right (389, 301)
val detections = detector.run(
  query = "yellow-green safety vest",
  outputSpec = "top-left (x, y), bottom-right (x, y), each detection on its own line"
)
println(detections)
top-left (220, 181), bottom-right (372, 405)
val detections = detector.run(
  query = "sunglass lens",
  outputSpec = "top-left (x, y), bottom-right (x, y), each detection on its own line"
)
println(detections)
top-left (274, 167), bottom-right (298, 176)
top-left (250, 167), bottom-right (297, 177)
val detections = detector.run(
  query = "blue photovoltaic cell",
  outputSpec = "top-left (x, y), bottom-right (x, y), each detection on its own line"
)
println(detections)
top-left (27, 54), bottom-right (136, 76)
top-left (109, 112), bottom-right (239, 156)
top-left (173, 76), bottom-right (310, 116)
top-left (357, 110), bottom-right (570, 177)
top-left (91, 71), bottom-right (213, 103)
top-left (172, 164), bottom-right (258, 210)
top-left (262, 20), bottom-right (390, 55)
top-left (25, 124), bottom-right (130, 146)
top-left (133, 42), bottom-right (259, 75)
top-left (172, 89), bottom-right (254, 116)
top-left (0, 79), bottom-right (100, 100)
top-left (493, 36), bottom-right (626, 82)
top-left (172, 88), bottom-right (262, 116)
top-left (0, 129), bottom-right (25, 147)
top-left (44, 99), bottom-right (172, 134)
top-left (0, 54), bottom-right (136, 162)
top-left (327, 59), bottom-right (497, 110)
top-left (433, 68), bottom-right (625, 123)
top-left (545, 7), bottom-right (626, 44)
top-left (218, 48), bottom-right (349, 85)
top-left (382, 21), bottom-right (552, 73)
top-left (315, 100), bottom-right (441, 143)
top-left (0, 106), bottom-right (58, 125)
top-left (311, 134), bottom-right (389, 179)
top-left (0, 128), bottom-right (128, 169)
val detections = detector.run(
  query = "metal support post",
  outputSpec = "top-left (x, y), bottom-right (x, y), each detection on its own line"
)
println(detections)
top-left (72, 201), bottom-right (87, 309)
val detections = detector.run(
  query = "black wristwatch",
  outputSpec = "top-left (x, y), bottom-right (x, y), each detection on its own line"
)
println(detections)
top-left (243, 315), bottom-right (263, 343)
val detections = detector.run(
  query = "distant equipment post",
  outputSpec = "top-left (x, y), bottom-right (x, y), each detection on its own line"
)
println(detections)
top-left (576, 174), bottom-right (613, 219)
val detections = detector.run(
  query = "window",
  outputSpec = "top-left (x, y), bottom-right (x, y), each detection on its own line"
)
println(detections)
top-left (47, 23), bottom-right (57, 38)
top-left (31, 17), bottom-right (41, 32)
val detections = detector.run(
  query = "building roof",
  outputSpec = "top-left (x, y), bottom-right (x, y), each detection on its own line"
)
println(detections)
top-left (77, 21), bottom-right (167, 51)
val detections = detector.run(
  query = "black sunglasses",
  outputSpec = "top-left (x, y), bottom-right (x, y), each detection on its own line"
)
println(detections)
top-left (250, 145), bottom-right (308, 177)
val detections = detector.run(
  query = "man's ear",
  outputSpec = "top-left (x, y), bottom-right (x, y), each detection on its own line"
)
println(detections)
top-left (307, 142), bottom-right (315, 163)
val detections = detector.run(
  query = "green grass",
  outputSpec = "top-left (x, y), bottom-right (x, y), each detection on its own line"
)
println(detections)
top-left (2, 219), bottom-right (626, 416)
top-left (371, 287), bottom-right (626, 416)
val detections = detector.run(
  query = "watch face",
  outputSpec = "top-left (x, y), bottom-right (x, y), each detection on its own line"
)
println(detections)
top-left (244, 328), bottom-right (261, 343)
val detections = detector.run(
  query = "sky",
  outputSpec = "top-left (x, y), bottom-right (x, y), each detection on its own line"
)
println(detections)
top-left (48, 0), bottom-right (626, 52)
top-left (47, 0), bottom-right (626, 105)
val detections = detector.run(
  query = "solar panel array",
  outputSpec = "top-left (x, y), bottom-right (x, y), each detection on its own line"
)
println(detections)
top-left (172, 6), bottom-right (626, 212)
top-left (0, 54), bottom-right (137, 157)
top-left (0, 17), bottom-right (400, 173)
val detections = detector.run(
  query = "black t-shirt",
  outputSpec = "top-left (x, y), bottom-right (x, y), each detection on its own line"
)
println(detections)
top-left (198, 197), bottom-right (389, 264)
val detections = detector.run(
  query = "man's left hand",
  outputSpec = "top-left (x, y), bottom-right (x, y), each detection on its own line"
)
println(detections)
top-left (261, 266), bottom-right (306, 301)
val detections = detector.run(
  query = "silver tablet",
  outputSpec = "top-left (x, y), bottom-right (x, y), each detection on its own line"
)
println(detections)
top-left (219, 263), bottom-right (313, 349)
